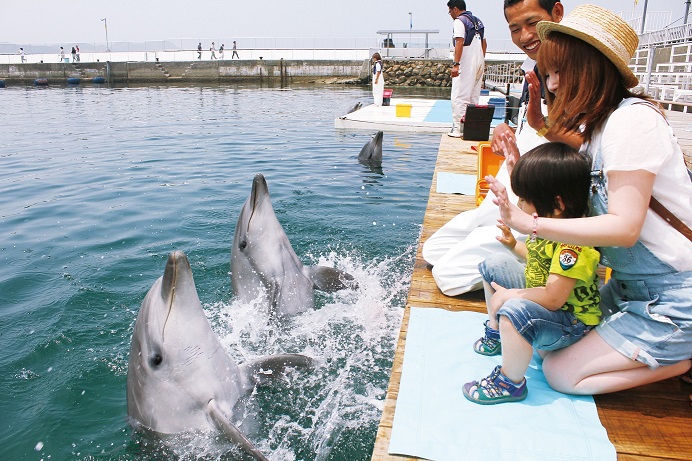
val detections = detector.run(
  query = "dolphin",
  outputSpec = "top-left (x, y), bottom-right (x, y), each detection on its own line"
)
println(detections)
top-left (127, 250), bottom-right (314, 461)
top-left (357, 131), bottom-right (383, 165)
top-left (231, 174), bottom-right (355, 317)
top-left (347, 101), bottom-right (362, 114)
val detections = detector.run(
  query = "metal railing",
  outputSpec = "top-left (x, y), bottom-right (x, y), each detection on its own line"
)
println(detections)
top-left (638, 23), bottom-right (692, 47)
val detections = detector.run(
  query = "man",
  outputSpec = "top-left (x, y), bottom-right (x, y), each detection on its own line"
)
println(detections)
top-left (447, 0), bottom-right (487, 138)
top-left (231, 41), bottom-right (240, 59)
top-left (422, 0), bottom-right (564, 296)
top-left (210, 42), bottom-right (217, 60)
top-left (197, 42), bottom-right (202, 60)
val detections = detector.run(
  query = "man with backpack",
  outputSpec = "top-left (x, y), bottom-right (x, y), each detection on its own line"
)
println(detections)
top-left (447, 0), bottom-right (487, 138)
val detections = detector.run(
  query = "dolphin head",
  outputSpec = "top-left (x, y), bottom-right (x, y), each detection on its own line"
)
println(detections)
top-left (357, 131), bottom-right (383, 165)
top-left (231, 174), bottom-right (314, 316)
top-left (127, 251), bottom-right (243, 434)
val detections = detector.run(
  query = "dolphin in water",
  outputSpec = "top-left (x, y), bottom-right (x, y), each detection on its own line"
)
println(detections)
top-left (357, 131), bottom-right (383, 166)
top-left (127, 250), bottom-right (314, 460)
top-left (347, 101), bottom-right (362, 114)
top-left (231, 174), bottom-right (355, 317)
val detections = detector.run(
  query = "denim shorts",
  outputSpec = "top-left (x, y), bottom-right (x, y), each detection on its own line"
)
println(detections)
top-left (479, 253), bottom-right (590, 350)
top-left (498, 298), bottom-right (591, 351)
top-left (596, 270), bottom-right (692, 369)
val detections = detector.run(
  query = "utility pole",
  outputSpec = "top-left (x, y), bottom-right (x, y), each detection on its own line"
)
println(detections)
top-left (685, 0), bottom-right (691, 25)
top-left (640, 0), bottom-right (649, 34)
top-left (101, 17), bottom-right (110, 52)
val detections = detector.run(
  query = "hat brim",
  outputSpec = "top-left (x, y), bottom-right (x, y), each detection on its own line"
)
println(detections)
top-left (537, 21), bottom-right (639, 89)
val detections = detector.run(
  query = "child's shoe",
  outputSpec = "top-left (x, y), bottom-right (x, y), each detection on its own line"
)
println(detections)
top-left (463, 365), bottom-right (527, 405)
top-left (473, 320), bottom-right (501, 356)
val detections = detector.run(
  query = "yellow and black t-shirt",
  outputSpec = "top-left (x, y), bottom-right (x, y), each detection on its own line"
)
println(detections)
top-left (525, 238), bottom-right (602, 326)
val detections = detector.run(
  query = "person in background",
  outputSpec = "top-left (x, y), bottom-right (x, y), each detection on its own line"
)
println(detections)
top-left (71, 46), bottom-right (77, 63)
top-left (19, 47), bottom-right (26, 63)
top-left (59, 46), bottom-right (65, 62)
top-left (464, 143), bottom-right (601, 404)
top-left (446, 0), bottom-right (487, 138)
top-left (197, 42), bottom-right (202, 60)
top-left (371, 52), bottom-right (385, 107)
top-left (231, 41), bottom-right (239, 59)
top-left (75, 45), bottom-right (80, 62)
top-left (488, 4), bottom-right (692, 396)
top-left (210, 42), bottom-right (217, 60)
top-left (423, 0), bottom-right (564, 296)
top-left (219, 43), bottom-right (225, 59)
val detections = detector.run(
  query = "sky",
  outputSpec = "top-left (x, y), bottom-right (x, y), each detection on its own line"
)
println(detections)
top-left (0, 1), bottom-right (688, 49)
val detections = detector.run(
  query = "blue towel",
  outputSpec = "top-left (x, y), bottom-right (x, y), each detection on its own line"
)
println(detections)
top-left (436, 172), bottom-right (476, 195)
top-left (389, 308), bottom-right (616, 461)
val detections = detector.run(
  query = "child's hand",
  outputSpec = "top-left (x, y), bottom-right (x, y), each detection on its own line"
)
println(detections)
top-left (496, 219), bottom-right (517, 250)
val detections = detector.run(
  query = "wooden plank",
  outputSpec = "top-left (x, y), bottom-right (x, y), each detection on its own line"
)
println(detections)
top-left (372, 118), bottom-right (692, 460)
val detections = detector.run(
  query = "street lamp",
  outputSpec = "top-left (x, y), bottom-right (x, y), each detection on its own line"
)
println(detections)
top-left (101, 17), bottom-right (110, 52)
top-left (408, 12), bottom-right (413, 30)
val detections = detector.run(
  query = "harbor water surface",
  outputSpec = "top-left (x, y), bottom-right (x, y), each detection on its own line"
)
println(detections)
top-left (0, 83), bottom-right (445, 460)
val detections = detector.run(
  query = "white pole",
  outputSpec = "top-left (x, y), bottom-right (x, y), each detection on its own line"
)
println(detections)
top-left (101, 18), bottom-right (110, 52)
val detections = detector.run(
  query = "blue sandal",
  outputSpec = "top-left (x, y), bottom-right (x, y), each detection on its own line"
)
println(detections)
top-left (463, 365), bottom-right (527, 405)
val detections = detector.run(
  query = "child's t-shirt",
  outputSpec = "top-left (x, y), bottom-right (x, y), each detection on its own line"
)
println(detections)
top-left (525, 238), bottom-right (602, 326)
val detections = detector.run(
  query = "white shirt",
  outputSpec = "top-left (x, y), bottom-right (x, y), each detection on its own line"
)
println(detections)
top-left (595, 101), bottom-right (692, 271)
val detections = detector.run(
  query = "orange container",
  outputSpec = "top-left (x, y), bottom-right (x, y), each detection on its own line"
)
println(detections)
top-left (475, 142), bottom-right (504, 206)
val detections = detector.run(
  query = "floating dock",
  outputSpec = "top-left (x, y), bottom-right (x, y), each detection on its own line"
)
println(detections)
top-left (370, 111), bottom-right (692, 460)
top-left (335, 95), bottom-right (507, 133)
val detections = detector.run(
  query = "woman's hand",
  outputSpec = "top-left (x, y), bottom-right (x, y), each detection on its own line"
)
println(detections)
top-left (525, 70), bottom-right (545, 131)
top-left (486, 175), bottom-right (533, 234)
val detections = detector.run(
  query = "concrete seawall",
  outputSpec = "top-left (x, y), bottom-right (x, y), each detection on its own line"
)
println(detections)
top-left (0, 59), bottom-right (371, 84)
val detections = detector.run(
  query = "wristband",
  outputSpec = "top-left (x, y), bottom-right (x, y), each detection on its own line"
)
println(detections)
top-left (536, 117), bottom-right (550, 137)
top-left (452, 62), bottom-right (460, 66)
top-left (530, 213), bottom-right (538, 242)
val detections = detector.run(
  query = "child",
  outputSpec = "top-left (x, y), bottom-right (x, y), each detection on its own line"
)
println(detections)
top-left (371, 53), bottom-right (384, 106)
top-left (463, 142), bottom-right (602, 405)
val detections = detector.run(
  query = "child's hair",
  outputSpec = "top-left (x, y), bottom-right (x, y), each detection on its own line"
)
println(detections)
top-left (510, 142), bottom-right (591, 219)
top-left (372, 52), bottom-right (382, 61)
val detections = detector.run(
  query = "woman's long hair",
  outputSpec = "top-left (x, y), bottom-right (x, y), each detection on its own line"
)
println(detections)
top-left (537, 32), bottom-right (650, 142)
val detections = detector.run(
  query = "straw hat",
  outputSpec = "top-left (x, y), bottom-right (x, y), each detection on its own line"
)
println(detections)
top-left (536, 4), bottom-right (639, 88)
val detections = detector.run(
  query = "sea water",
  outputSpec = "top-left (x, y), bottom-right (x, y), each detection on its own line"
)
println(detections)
top-left (0, 83), bottom-right (445, 460)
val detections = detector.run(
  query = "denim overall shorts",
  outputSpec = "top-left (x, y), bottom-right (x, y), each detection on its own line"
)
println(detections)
top-left (587, 100), bottom-right (692, 368)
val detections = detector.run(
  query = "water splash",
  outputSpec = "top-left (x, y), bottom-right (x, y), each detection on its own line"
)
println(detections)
top-left (200, 246), bottom-right (415, 460)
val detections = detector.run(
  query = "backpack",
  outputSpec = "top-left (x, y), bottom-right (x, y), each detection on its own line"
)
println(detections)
top-left (459, 11), bottom-right (484, 46)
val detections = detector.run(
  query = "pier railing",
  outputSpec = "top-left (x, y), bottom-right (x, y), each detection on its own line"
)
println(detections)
top-left (638, 23), bottom-right (692, 47)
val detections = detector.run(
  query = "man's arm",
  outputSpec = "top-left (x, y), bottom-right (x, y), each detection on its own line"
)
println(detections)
top-left (481, 38), bottom-right (487, 57)
top-left (451, 38), bottom-right (464, 78)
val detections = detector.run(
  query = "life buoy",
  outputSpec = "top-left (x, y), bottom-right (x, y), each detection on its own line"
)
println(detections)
top-left (34, 78), bottom-right (48, 86)
top-left (92, 77), bottom-right (105, 84)
top-left (67, 77), bottom-right (81, 85)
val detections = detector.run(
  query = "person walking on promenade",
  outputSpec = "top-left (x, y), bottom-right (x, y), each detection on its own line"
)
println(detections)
top-left (219, 43), bottom-right (225, 59)
top-left (59, 47), bottom-right (65, 62)
top-left (488, 4), bottom-right (692, 396)
top-left (197, 42), bottom-right (202, 60)
top-left (423, 0), bottom-right (565, 296)
top-left (231, 41), bottom-right (239, 59)
top-left (464, 143), bottom-right (602, 404)
top-left (75, 45), bottom-right (80, 62)
top-left (446, 0), bottom-right (487, 138)
top-left (371, 52), bottom-right (385, 106)
top-left (19, 48), bottom-right (26, 63)
top-left (210, 42), bottom-right (217, 59)
top-left (71, 46), bottom-right (77, 63)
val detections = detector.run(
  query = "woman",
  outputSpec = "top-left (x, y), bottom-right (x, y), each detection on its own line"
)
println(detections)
top-left (487, 4), bottom-right (692, 395)
top-left (371, 53), bottom-right (384, 106)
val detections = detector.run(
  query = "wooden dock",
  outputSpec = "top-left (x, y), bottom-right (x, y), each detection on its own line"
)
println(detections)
top-left (371, 111), bottom-right (692, 461)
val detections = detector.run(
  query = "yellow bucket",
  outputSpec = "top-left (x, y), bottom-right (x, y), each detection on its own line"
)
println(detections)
top-left (396, 103), bottom-right (412, 117)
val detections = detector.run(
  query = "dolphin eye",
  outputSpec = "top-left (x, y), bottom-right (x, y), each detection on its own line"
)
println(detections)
top-left (239, 239), bottom-right (247, 250)
top-left (150, 353), bottom-right (163, 367)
